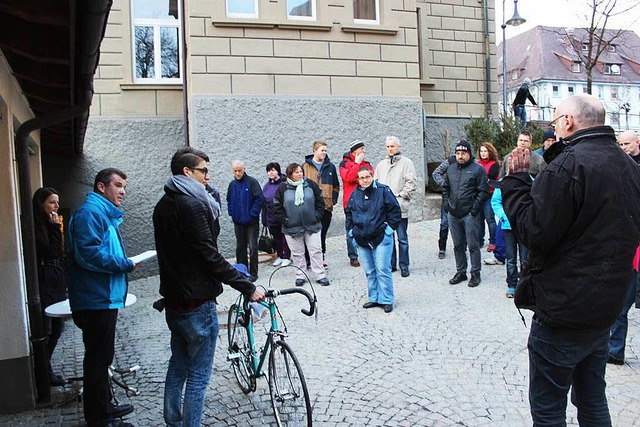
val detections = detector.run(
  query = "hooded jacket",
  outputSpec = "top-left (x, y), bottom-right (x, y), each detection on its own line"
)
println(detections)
top-left (303, 154), bottom-right (340, 212)
top-left (501, 126), bottom-right (640, 330)
top-left (68, 192), bottom-right (134, 311)
top-left (339, 151), bottom-right (374, 209)
top-left (442, 154), bottom-right (490, 219)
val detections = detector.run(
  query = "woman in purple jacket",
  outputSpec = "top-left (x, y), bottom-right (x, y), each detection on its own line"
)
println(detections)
top-left (262, 162), bottom-right (291, 266)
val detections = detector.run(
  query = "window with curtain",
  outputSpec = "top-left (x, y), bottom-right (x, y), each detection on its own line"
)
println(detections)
top-left (288, 0), bottom-right (315, 20)
top-left (132, 0), bottom-right (181, 82)
top-left (353, 0), bottom-right (379, 24)
top-left (227, 0), bottom-right (258, 17)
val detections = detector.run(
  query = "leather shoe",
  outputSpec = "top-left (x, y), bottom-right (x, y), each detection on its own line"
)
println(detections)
top-left (317, 278), bottom-right (330, 286)
top-left (350, 259), bottom-right (360, 267)
top-left (49, 373), bottom-right (66, 387)
top-left (400, 268), bottom-right (410, 277)
top-left (607, 356), bottom-right (624, 365)
top-left (449, 272), bottom-right (467, 285)
top-left (295, 279), bottom-right (305, 286)
top-left (362, 301), bottom-right (379, 309)
top-left (468, 273), bottom-right (481, 288)
top-left (383, 304), bottom-right (393, 313)
top-left (107, 403), bottom-right (134, 418)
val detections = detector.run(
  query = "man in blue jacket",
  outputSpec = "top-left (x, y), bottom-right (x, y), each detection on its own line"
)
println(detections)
top-left (227, 160), bottom-right (263, 282)
top-left (68, 168), bottom-right (136, 427)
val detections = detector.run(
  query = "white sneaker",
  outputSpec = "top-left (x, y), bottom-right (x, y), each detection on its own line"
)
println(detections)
top-left (272, 257), bottom-right (283, 267)
top-left (484, 256), bottom-right (505, 265)
top-left (280, 259), bottom-right (292, 267)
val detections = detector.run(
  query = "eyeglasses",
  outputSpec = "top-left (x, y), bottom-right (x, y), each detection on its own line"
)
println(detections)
top-left (190, 167), bottom-right (209, 175)
top-left (358, 175), bottom-right (373, 181)
top-left (548, 114), bottom-right (567, 129)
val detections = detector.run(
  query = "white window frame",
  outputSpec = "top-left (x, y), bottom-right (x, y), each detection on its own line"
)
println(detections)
top-left (226, 0), bottom-right (259, 18)
top-left (131, 0), bottom-right (182, 84)
top-left (611, 86), bottom-right (618, 100)
top-left (287, 0), bottom-right (316, 21)
top-left (608, 44), bottom-right (617, 53)
top-left (581, 42), bottom-right (589, 52)
top-left (354, 0), bottom-right (380, 25)
top-left (552, 85), bottom-right (559, 97)
top-left (568, 85), bottom-right (575, 96)
top-left (572, 62), bottom-right (581, 73)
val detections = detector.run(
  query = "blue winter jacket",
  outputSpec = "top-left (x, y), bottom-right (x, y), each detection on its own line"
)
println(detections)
top-left (227, 174), bottom-right (263, 225)
top-left (345, 181), bottom-right (402, 249)
top-left (68, 192), bottom-right (134, 311)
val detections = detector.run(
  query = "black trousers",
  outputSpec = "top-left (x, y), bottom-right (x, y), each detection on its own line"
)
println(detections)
top-left (73, 309), bottom-right (118, 426)
top-left (234, 222), bottom-right (260, 277)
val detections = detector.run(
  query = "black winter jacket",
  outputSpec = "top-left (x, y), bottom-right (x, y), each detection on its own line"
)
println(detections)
top-left (345, 182), bottom-right (402, 249)
top-left (501, 126), bottom-right (640, 330)
top-left (153, 188), bottom-right (255, 303)
top-left (442, 158), bottom-right (490, 218)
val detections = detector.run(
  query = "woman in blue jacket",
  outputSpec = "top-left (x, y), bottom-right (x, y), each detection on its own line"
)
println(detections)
top-left (345, 167), bottom-right (402, 313)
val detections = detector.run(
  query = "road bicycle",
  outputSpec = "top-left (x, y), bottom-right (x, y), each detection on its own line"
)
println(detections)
top-left (227, 267), bottom-right (317, 426)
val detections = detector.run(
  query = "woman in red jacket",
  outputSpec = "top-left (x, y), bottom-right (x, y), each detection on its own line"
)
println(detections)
top-left (476, 142), bottom-right (500, 252)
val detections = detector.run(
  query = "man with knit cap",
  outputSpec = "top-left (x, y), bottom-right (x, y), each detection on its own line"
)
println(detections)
top-left (374, 136), bottom-right (417, 277)
top-left (442, 140), bottom-right (490, 287)
top-left (340, 140), bottom-right (374, 267)
top-left (534, 129), bottom-right (556, 156)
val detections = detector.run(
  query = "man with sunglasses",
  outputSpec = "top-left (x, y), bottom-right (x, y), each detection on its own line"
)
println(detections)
top-left (153, 149), bottom-right (265, 426)
top-left (500, 95), bottom-right (640, 426)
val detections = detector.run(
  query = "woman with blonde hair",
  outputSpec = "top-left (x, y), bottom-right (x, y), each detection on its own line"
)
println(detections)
top-left (476, 142), bottom-right (500, 252)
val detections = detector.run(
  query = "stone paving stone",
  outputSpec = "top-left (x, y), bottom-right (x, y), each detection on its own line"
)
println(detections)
top-left (2, 219), bottom-right (640, 426)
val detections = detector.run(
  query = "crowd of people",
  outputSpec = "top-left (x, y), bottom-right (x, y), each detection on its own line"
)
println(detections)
top-left (32, 94), bottom-right (640, 426)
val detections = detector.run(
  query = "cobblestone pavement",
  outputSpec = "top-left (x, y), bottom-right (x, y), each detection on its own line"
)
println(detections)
top-left (3, 219), bottom-right (640, 426)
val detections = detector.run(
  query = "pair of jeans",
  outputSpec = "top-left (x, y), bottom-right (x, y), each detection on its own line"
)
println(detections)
top-left (477, 199), bottom-right (496, 246)
top-left (493, 220), bottom-right (506, 262)
top-left (438, 199), bottom-right (448, 251)
top-left (528, 317), bottom-right (611, 426)
top-left (345, 221), bottom-right (358, 260)
top-left (356, 232), bottom-right (394, 305)
top-left (503, 229), bottom-right (528, 288)
top-left (448, 213), bottom-right (481, 274)
top-left (391, 218), bottom-right (409, 270)
top-left (514, 105), bottom-right (527, 125)
top-left (609, 270), bottom-right (638, 361)
top-left (268, 225), bottom-right (290, 260)
top-left (72, 309), bottom-right (118, 425)
top-left (234, 222), bottom-right (259, 277)
top-left (164, 300), bottom-right (219, 427)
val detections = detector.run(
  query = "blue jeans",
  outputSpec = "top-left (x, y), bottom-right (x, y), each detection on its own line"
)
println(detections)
top-left (503, 229), bottom-right (528, 288)
top-left (477, 199), bottom-right (496, 246)
top-left (345, 221), bottom-right (358, 260)
top-left (609, 270), bottom-right (638, 361)
top-left (438, 199), bottom-right (449, 251)
top-left (493, 220), bottom-right (506, 262)
top-left (391, 218), bottom-right (409, 270)
top-left (448, 213), bottom-right (481, 274)
top-left (164, 301), bottom-right (219, 427)
top-left (514, 105), bottom-right (527, 125)
top-left (528, 317), bottom-right (611, 427)
top-left (357, 232), bottom-right (394, 305)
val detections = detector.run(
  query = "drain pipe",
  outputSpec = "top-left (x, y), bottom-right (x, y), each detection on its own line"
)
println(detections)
top-left (16, 104), bottom-right (87, 403)
top-left (482, 0), bottom-right (492, 116)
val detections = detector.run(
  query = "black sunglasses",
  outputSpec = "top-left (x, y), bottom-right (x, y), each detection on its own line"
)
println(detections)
top-left (548, 114), bottom-right (567, 129)
top-left (190, 167), bottom-right (209, 175)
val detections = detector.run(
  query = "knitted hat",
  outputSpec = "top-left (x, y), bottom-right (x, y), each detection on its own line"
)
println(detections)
top-left (542, 129), bottom-right (556, 141)
top-left (454, 140), bottom-right (472, 153)
top-left (350, 140), bottom-right (365, 152)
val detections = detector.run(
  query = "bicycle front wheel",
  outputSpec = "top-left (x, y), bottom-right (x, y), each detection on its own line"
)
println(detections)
top-left (227, 303), bottom-right (256, 393)
top-left (268, 339), bottom-right (312, 426)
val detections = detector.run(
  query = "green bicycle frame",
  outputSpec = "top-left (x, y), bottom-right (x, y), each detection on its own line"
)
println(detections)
top-left (236, 297), bottom-right (281, 378)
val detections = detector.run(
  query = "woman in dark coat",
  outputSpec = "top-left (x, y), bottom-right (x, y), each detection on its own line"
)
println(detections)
top-left (33, 187), bottom-right (67, 386)
top-left (262, 162), bottom-right (291, 267)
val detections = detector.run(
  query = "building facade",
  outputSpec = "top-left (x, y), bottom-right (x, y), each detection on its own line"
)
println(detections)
top-left (499, 26), bottom-right (640, 131)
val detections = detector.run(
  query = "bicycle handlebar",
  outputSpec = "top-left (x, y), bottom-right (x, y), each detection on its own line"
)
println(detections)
top-left (265, 287), bottom-right (316, 317)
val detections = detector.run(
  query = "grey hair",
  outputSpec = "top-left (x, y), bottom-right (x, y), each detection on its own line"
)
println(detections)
top-left (569, 95), bottom-right (605, 128)
top-left (386, 136), bottom-right (400, 146)
top-left (231, 159), bottom-right (245, 168)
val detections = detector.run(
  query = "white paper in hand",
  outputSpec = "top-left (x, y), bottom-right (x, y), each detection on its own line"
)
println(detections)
top-left (129, 250), bottom-right (157, 264)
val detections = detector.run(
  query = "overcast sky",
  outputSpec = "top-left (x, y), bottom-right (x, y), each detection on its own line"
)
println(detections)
top-left (495, 0), bottom-right (640, 43)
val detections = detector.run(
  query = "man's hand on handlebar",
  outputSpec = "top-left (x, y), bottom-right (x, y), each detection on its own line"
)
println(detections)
top-left (250, 287), bottom-right (266, 302)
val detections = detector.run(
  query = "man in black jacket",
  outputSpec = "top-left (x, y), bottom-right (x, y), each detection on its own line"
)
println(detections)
top-left (153, 149), bottom-right (265, 427)
top-left (512, 77), bottom-right (537, 126)
top-left (442, 140), bottom-right (490, 287)
top-left (501, 95), bottom-right (640, 426)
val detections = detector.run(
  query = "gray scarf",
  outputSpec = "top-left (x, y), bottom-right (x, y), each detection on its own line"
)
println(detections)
top-left (165, 175), bottom-right (221, 219)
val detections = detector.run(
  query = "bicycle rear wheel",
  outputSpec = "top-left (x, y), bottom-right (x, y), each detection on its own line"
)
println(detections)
top-left (227, 303), bottom-right (256, 393)
top-left (268, 339), bottom-right (312, 426)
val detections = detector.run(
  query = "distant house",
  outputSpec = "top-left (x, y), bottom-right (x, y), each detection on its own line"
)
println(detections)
top-left (498, 25), bottom-right (640, 131)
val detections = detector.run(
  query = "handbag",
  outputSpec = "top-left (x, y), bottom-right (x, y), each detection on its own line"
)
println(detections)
top-left (258, 226), bottom-right (275, 254)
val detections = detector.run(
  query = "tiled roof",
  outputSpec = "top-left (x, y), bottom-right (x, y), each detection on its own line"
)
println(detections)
top-left (498, 26), bottom-right (640, 91)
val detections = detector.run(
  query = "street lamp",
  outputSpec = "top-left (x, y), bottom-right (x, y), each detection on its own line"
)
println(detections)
top-left (621, 102), bottom-right (631, 130)
top-left (501, 0), bottom-right (526, 117)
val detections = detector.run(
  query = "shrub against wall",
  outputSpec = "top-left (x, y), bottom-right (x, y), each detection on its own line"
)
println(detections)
top-left (464, 115), bottom-right (544, 159)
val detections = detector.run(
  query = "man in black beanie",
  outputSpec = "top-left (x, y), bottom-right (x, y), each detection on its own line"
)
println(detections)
top-left (442, 140), bottom-right (490, 287)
